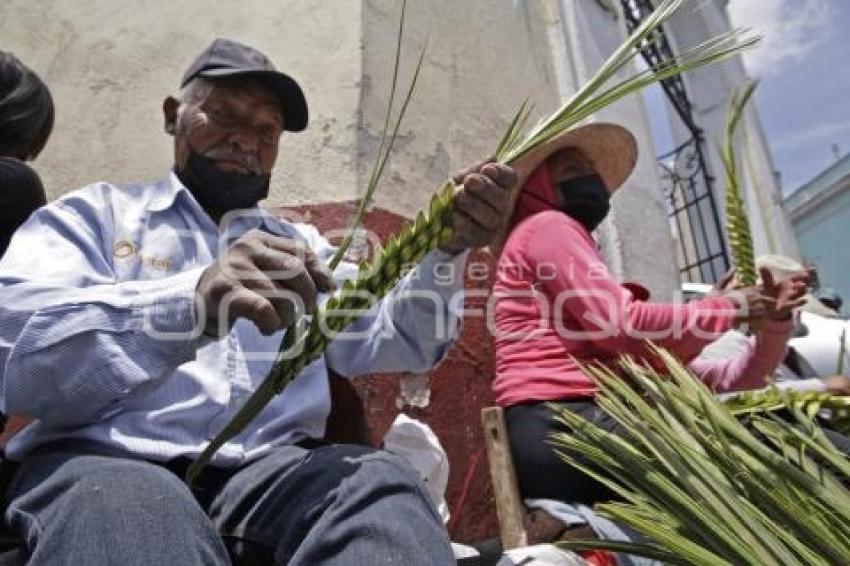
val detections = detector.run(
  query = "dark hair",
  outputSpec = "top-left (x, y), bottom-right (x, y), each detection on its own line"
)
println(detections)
top-left (0, 51), bottom-right (54, 160)
top-left (0, 157), bottom-right (46, 258)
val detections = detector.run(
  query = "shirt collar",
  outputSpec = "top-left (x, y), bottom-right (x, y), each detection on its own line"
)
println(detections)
top-left (147, 171), bottom-right (188, 212)
top-left (152, 171), bottom-right (297, 239)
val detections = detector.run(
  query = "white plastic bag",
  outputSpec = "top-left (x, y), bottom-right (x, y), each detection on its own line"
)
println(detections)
top-left (383, 413), bottom-right (450, 523)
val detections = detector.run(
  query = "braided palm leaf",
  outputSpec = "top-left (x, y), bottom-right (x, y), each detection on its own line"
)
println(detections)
top-left (187, 0), bottom-right (760, 483)
top-left (721, 80), bottom-right (758, 286)
top-left (723, 386), bottom-right (850, 436)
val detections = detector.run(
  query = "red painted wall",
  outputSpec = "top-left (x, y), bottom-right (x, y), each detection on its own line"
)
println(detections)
top-left (282, 201), bottom-right (500, 543)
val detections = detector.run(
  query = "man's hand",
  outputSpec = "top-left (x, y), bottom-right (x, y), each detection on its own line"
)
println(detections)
top-left (439, 158), bottom-right (518, 255)
top-left (196, 229), bottom-right (336, 336)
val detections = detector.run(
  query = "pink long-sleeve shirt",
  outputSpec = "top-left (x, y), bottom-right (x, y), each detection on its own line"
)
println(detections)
top-left (492, 210), bottom-right (791, 407)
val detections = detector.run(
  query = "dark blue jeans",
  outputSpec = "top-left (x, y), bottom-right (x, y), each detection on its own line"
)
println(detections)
top-left (3, 441), bottom-right (453, 565)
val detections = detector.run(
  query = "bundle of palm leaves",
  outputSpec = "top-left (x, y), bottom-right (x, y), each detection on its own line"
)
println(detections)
top-left (187, 0), bottom-right (760, 482)
top-left (554, 348), bottom-right (850, 565)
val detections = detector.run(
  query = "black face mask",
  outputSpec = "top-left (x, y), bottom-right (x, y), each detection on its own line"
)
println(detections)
top-left (175, 150), bottom-right (270, 219)
top-left (556, 173), bottom-right (610, 232)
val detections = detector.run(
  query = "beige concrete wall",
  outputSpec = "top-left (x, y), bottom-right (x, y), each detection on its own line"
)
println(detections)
top-left (0, 0), bottom-right (363, 204)
top-left (357, 0), bottom-right (563, 215)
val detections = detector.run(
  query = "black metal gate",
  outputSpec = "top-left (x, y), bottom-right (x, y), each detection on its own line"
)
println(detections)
top-left (620, 0), bottom-right (730, 283)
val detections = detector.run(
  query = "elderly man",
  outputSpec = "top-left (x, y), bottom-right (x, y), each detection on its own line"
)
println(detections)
top-left (0, 39), bottom-right (515, 565)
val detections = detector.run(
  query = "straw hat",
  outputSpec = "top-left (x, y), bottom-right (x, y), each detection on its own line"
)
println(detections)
top-left (491, 122), bottom-right (638, 254)
top-left (512, 122), bottom-right (638, 194)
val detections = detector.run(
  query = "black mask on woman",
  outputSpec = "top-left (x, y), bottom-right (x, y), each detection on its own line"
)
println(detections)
top-left (556, 173), bottom-right (610, 232)
top-left (175, 150), bottom-right (270, 219)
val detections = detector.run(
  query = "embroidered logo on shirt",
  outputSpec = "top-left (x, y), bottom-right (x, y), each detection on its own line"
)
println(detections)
top-left (142, 256), bottom-right (172, 271)
top-left (113, 240), bottom-right (171, 271)
top-left (113, 240), bottom-right (138, 259)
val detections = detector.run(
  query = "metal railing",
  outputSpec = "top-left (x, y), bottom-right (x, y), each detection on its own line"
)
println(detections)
top-left (620, 0), bottom-right (730, 283)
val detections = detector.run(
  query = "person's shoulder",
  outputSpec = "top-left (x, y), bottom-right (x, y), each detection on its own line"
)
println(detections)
top-left (0, 156), bottom-right (38, 176)
top-left (49, 181), bottom-right (117, 215)
top-left (0, 156), bottom-right (43, 186)
top-left (41, 179), bottom-right (168, 234)
top-left (55, 178), bottom-right (165, 209)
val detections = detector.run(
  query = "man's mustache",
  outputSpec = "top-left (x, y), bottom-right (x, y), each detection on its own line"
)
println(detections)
top-left (203, 148), bottom-right (262, 175)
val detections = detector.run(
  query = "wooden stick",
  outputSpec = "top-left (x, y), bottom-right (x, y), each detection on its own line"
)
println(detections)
top-left (481, 406), bottom-right (528, 550)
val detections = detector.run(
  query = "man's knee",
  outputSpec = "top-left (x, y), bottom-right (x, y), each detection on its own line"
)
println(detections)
top-left (325, 445), bottom-right (435, 509)
top-left (8, 453), bottom-right (229, 564)
top-left (63, 458), bottom-right (198, 518)
top-left (11, 454), bottom-right (209, 535)
top-left (308, 444), bottom-right (419, 486)
top-left (344, 446), bottom-right (420, 483)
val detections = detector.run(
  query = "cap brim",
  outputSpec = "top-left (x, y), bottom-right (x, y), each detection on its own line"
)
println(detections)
top-left (198, 68), bottom-right (309, 132)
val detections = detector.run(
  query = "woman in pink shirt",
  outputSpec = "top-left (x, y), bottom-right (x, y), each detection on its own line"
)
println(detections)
top-left (492, 123), bottom-right (808, 505)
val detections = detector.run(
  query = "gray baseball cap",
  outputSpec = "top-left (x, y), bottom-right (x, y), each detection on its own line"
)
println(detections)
top-left (181, 38), bottom-right (308, 132)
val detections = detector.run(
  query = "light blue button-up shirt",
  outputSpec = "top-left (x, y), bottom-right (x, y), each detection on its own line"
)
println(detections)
top-left (0, 173), bottom-right (466, 466)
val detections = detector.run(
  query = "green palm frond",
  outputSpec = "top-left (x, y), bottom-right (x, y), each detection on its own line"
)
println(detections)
top-left (554, 349), bottom-right (850, 565)
top-left (186, 0), bottom-right (761, 484)
top-left (721, 80), bottom-right (759, 286)
top-left (327, 0), bottom-right (423, 271)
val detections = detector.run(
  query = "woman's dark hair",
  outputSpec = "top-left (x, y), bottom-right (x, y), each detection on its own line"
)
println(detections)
top-left (0, 51), bottom-right (54, 160)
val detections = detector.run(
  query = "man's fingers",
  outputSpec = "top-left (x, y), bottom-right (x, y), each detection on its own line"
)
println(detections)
top-left (453, 200), bottom-right (499, 235)
top-left (452, 165), bottom-right (480, 186)
top-left (454, 180), bottom-right (505, 230)
top-left (449, 213), bottom-right (488, 247)
top-left (238, 270), bottom-right (300, 328)
top-left (219, 264), bottom-right (300, 332)
top-left (251, 249), bottom-right (319, 313)
top-left (258, 233), bottom-right (335, 293)
top-left (226, 287), bottom-right (283, 335)
top-left (302, 256), bottom-right (336, 293)
top-left (452, 157), bottom-right (497, 186)
top-left (480, 162), bottom-right (518, 191)
top-left (464, 173), bottom-right (513, 216)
